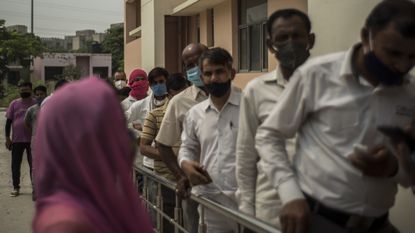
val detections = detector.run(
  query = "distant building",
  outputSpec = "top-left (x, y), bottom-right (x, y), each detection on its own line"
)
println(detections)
top-left (41, 38), bottom-right (66, 51)
top-left (32, 53), bottom-right (112, 82)
top-left (64, 35), bottom-right (76, 50)
top-left (92, 33), bottom-right (106, 43)
top-left (6, 25), bottom-right (28, 34)
top-left (76, 29), bottom-right (96, 38)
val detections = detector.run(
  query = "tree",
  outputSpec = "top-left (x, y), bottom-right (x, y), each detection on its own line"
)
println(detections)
top-left (0, 19), bottom-right (44, 80)
top-left (102, 26), bottom-right (124, 73)
top-left (56, 64), bottom-right (82, 81)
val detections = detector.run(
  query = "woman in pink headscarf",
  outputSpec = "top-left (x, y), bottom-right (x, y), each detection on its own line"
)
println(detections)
top-left (32, 77), bottom-right (153, 233)
top-left (121, 68), bottom-right (149, 111)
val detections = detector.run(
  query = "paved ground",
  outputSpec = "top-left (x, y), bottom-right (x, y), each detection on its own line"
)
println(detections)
top-left (0, 109), bottom-right (35, 233)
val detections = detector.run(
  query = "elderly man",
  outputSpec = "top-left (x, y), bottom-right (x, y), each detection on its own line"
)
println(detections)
top-left (155, 43), bottom-right (207, 233)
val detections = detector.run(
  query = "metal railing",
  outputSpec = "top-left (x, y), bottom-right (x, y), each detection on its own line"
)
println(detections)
top-left (135, 165), bottom-right (280, 233)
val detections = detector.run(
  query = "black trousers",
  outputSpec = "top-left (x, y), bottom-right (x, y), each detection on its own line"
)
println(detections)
top-left (11, 142), bottom-right (32, 189)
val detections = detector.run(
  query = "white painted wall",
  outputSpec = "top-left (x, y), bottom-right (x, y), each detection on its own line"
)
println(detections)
top-left (141, 0), bottom-right (156, 73)
top-left (308, 0), bottom-right (381, 56)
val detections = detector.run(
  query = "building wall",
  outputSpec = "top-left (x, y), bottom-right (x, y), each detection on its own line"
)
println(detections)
top-left (90, 54), bottom-right (112, 77)
top-left (124, 39), bottom-right (142, 78)
top-left (141, 0), bottom-right (156, 72)
top-left (33, 53), bottom-right (111, 81)
top-left (308, 0), bottom-right (380, 56)
top-left (72, 37), bottom-right (82, 50)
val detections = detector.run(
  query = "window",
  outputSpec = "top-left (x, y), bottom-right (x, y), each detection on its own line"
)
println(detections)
top-left (238, 0), bottom-right (267, 72)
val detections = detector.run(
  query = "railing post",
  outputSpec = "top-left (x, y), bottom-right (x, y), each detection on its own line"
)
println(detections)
top-left (198, 205), bottom-right (207, 233)
top-left (143, 175), bottom-right (148, 210)
top-left (156, 183), bottom-right (163, 233)
top-left (174, 195), bottom-right (183, 233)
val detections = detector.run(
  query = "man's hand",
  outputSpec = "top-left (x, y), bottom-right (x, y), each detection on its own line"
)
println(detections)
top-left (280, 199), bottom-right (311, 233)
top-left (181, 160), bottom-right (212, 186)
top-left (349, 145), bottom-right (398, 177)
top-left (5, 137), bottom-right (12, 150)
top-left (133, 123), bottom-right (142, 131)
top-left (176, 175), bottom-right (191, 198)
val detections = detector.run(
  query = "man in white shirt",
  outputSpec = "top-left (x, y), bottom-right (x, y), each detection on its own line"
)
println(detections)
top-left (156, 43), bottom-right (208, 233)
top-left (179, 47), bottom-right (241, 233)
top-left (126, 67), bottom-right (170, 157)
top-left (236, 9), bottom-right (314, 229)
top-left (255, 1), bottom-right (415, 233)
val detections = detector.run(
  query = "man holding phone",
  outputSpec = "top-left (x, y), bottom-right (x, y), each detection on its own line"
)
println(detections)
top-left (178, 48), bottom-right (241, 232)
top-left (255, 1), bottom-right (415, 232)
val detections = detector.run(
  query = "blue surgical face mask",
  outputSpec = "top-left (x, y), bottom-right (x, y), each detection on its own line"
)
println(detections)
top-left (186, 66), bottom-right (204, 87)
top-left (151, 83), bottom-right (167, 97)
top-left (364, 31), bottom-right (405, 86)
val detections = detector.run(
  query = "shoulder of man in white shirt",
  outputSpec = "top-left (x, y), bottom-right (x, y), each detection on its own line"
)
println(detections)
top-left (244, 70), bottom-right (277, 92)
top-left (295, 51), bottom-right (347, 77)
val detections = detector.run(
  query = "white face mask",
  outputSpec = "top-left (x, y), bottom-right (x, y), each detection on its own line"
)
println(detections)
top-left (114, 80), bottom-right (127, 89)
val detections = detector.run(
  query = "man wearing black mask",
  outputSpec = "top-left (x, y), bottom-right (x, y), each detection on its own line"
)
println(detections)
top-left (256, 1), bottom-right (415, 232)
top-left (236, 9), bottom-right (314, 229)
top-left (5, 81), bottom-right (36, 197)
top-left (179, 47), bottom-right (241, 232)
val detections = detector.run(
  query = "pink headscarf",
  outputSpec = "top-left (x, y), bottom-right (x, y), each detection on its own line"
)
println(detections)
top-left (128, 68), bottom-right (148, 100)
top-left (33, 77), bottom-right (153, 233)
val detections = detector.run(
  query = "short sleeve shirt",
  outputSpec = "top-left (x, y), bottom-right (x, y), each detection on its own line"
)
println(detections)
top-left (155, 85), bottom-right (207, 146)
top-left (6, 98), bottom-right (37, 142)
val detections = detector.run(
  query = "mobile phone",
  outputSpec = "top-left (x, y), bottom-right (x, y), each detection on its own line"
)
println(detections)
top-left (377, 126), bottom-right (415, 152)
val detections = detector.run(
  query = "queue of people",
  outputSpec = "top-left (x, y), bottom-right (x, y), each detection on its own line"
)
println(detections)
top-left (3, 0), bottom-right (415, 233)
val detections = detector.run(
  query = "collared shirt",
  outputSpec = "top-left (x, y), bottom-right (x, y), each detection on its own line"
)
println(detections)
top-left (125, 94), bottom-right (167, 169)
top-left (236, 68), bottom-right (295, 219)
top-left (178, 87), bottom-right (242, 199)
top-left (155, 85), bottom-right (207, 147)
top-left (255, 44), bottom-right (415, 217)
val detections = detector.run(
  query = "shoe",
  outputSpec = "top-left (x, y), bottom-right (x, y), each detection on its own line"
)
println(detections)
top-left (10, 189), bottom-right (20, 197)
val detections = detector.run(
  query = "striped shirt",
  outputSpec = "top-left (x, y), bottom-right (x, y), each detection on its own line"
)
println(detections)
top-left (142, 100), bottom-right (179, 181)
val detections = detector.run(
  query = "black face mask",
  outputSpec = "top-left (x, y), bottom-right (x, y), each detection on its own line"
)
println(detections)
top-left (364, 51), bottom-right (405, 86)
top-left (205, 80), bottom-right (231, 97)
top-left (20, 92), bottom-right (31, 99)
top-left (274, 41), bottom-right (310, 70)
top-left (363, 31), bottom-right (406, 86)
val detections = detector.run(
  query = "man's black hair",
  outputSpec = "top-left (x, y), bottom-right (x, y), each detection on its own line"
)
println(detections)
top-left (199, 47), bottom-right (233, 71)
top-left (34, 85), bottom-right (47, 93)
top-left (365, 0), bottom-right (415, 37)
top-left (148, 67), bottom-right (169, 84)
top-left (167, 73), bottom-right (189, 91)
top-left (18, 81), bottom-right (32, 88)
top-left (55, 79), bottom-right (68, 90)
top-left (267, 9), bottom-right (311, 36)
